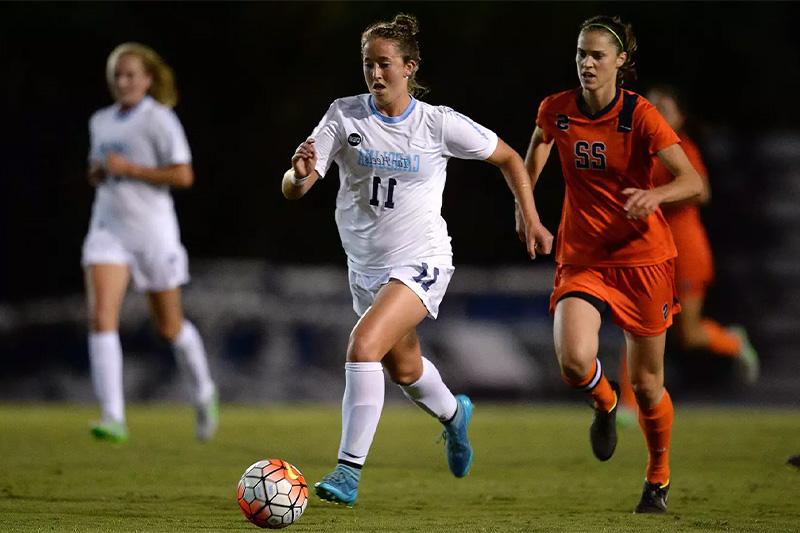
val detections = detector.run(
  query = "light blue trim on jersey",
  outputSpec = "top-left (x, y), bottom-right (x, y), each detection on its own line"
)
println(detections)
top-left (114, 95), bottom-right (151, 121)
top-left (368, 95), bottom-right (417, 123)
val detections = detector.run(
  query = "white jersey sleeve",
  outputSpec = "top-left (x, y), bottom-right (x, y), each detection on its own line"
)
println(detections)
top-left (150, 108), bottom-right (192, 165)
top-left (88, 112), bottom-right (103, 165)
top-left (310, 101), bottom-right (346, 178)
top-left (440, 108), bottom-right (498, 161)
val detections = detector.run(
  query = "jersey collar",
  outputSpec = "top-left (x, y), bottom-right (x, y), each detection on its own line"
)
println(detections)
top-left (575, 87), bottom-right (621, 120)
top-left (368, 95), bottom-right (417, 124)
top-left (114, 95), bottom-right (152, 121)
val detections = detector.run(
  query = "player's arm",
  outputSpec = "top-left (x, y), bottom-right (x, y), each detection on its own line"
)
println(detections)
top-left (523, 126), bottom-right (554, 189)
top-left (514, 126), bottom-right (555, 244)
top-left (282, 137), bottom-right (321, 200)
top-left (87, 161), bottom-right (105, 187)
top-left (623, 143), bottom-right (704, 219)
top-left (487, 138), bottom-right (554, 259)
top-left (105, 153), bottom-right (194, 188)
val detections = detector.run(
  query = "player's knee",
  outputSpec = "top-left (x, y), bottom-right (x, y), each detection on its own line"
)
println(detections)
top-left (675, 327), bottom-right (705, 350)
top-left (556, 347), bottom-right (596, 381)
top-left (346, 332), bottom-right (383, 362)
top-left (631, 377), bottom-right (661, 406)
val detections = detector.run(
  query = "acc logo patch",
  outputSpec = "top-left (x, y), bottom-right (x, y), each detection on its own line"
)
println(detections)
top-left (556, 114), bottom-right (569, 131)
top-left (348, 133), bottom-right (362, 146)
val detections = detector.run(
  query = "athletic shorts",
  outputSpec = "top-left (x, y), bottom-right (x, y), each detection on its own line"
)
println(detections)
top-left (671, 222), bottom-right (714, 300)
top-left (81, 227), bottom-right (189, 293)
top-left (550, 259), bottom-right (680, 337)
top-left (348, 259), bottom-right (454, 319)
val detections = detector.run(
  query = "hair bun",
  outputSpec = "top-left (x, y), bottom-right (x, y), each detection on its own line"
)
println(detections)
top-left (393, 13), bottom-right (419, 35)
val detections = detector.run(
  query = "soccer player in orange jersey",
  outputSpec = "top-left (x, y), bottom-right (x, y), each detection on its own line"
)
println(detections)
top-left (617, 85), bottom-right (760, 417)
top-left (517, 15), bottom-right (704, 513)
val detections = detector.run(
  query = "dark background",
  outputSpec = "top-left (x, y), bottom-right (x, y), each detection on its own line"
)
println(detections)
top-left (0, 1), bottom-right (795, 301)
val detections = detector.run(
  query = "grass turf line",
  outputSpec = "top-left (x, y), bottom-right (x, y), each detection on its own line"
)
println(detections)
top-left (0, 404), bottom-right (798, 532)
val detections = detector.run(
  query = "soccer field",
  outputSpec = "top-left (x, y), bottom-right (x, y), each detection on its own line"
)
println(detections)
top-left (0, 404), bottom-right (798, 532)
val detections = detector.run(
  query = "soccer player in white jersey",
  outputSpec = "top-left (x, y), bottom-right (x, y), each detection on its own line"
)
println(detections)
top-left (82, 43), bottom-right (217, 443)
top-left (282, 13), bottom-right (554, 506)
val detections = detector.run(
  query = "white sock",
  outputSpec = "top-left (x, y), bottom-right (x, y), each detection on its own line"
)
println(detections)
top-left (338, 362), bottom-right (385, 466)
top-left (88, 331), bottom-right (125, 424)
top-left (171, 320), bottom-right (215, 406)
top-left (400, 357), bottom-right (458, 423)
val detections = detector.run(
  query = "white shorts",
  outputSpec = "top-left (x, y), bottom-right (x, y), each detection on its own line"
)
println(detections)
top-left (348, 260), bottom-right (455, 319)
top-left (81, 227), bottom-right (189, 293)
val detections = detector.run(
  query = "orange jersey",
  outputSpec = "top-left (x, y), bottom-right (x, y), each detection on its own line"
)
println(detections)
top-left (652, 133), bottom-right (714, 296)
top-left (537, 88), bottom-right (680, 267)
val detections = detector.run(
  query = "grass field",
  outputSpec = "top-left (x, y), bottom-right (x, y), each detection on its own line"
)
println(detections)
top-left (0, 403), bottom-right (798, 532)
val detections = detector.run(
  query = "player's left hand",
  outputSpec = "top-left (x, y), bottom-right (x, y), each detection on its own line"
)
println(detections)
top-left (106, 152), bottom-right (132, 177)
top-left (622, 188), bottom-right (662, 219)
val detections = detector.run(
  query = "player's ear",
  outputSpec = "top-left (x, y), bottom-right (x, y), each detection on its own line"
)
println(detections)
top-left (404, 59), bottom-right (417, 79)
top-left (615, 51), bottom-right (627, 69)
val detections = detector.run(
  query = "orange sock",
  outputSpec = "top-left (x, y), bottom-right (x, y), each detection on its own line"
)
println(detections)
top-left (618, 347), bottom-right (637, 411)
top-left (701, 320), bottom-right (741, 357)
top-left (562, 358), bottom-right (616, 412)
top-left (637, 389), bottom-right (674, 486)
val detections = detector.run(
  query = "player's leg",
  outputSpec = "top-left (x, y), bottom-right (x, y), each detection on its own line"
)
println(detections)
top-left (148, 288), bottom-right (218, 441)
top-left (383, 331), bottom-right (473, 477)
top-left (316, 280), bottom-right (428, 506)
top-left (554, 296), bottom-right (619, 461)
top-left (86, 263), bottom-right (130, 442)
top-left (626, 330), bottom-right (673, 513)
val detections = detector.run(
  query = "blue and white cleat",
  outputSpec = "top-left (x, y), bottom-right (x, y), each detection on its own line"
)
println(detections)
top-left (314, 464), bottom-right (360, 507)
top-left (442, 394), bottom-right (474, 477)
top-left (196, 389), bottom-right (219, 442)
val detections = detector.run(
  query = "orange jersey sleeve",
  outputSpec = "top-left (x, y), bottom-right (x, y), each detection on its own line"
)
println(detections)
top-left (537, 88), bottom-right (679, 267)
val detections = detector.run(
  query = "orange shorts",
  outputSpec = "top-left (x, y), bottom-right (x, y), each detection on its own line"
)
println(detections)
top-left (549, 260), bottom-right (681, 337)
top-left (671, 223), bottom-right (714, 300)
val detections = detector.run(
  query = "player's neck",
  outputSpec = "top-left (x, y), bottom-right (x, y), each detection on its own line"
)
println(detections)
top-left (581, 85), bottom-right (617, 115)
top-left (373, 93), bottom-right (413, 117)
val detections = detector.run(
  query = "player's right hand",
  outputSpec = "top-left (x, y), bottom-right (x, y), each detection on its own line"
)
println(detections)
top-left (291, 137), bottom-right (317, 179)
top-left (527, 222), bottom-right (554, 259)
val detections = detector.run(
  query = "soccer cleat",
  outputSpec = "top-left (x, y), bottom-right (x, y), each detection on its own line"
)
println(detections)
top-left (196, 389), bottom-right (219, 442)
top-left (730, 325), bottom-right (760, 385)
top-left (787, 455), bottom-right (800, 468)
top-left (90, 419), bottom-right (129, 443)
top-left (590, 381), bottom-right (619, 461)
top-left (634, 479), bottom-right (670, 513)
top-left (314, 464), bottom-right (360, 506)
top-left (441, 394), bottom-right (474, 478)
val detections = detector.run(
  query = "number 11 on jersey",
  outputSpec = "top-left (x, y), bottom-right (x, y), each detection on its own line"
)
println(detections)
top-left (369, 176), bottom-right (397, 208)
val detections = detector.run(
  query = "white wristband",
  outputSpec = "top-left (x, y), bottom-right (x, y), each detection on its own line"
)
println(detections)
top-left (284, 169), bottom-right (309, 187)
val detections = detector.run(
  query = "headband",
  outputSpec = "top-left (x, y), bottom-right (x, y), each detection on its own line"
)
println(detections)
top-left (586, 23), bottom-right (625, 50)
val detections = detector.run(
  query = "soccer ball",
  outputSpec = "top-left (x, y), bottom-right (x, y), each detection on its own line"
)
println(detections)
top-left (237, 459), bottom-right (309, 529)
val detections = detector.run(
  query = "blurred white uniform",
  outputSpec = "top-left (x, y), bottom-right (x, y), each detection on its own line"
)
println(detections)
top-left (82, 96), bottom-right (191, 292)
top-left (310, 94), bottom-right (498, 317)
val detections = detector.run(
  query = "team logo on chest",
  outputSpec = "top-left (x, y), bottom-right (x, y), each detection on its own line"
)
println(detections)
top-left (348, 133), bottom-right (362, 146)
top-left (556, 114), bottom-right (570, 131)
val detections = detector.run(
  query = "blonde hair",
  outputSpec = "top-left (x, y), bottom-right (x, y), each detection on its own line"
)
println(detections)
top-left (106, 42), bottom-right (178, 108)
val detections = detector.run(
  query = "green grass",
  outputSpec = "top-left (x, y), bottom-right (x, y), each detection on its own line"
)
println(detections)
top-left (0, 403), bottom-right (798, 532)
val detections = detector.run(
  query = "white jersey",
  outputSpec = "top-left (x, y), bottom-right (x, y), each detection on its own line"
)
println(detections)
top-left (87, 95), bottom-right (191, 246)
top-left (311, 94), bottom-right (498, 272)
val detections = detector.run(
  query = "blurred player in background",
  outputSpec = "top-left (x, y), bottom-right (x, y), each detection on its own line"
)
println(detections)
top-left (617, 86), bottom-right (760, 417)
top-left (83, 43), bottom-right (217, 443)
top-left (519, 16), bottom-right (703, 513)
top-left (283, 13), bottom-right (553, 507)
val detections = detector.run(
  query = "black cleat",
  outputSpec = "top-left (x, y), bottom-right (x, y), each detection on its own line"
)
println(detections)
top-left (788, 455), bottom-right (800, 468)
top-left (634, 480), bottom-right (670, 514)
top-left (590, 380), bottom-right (619, 461)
